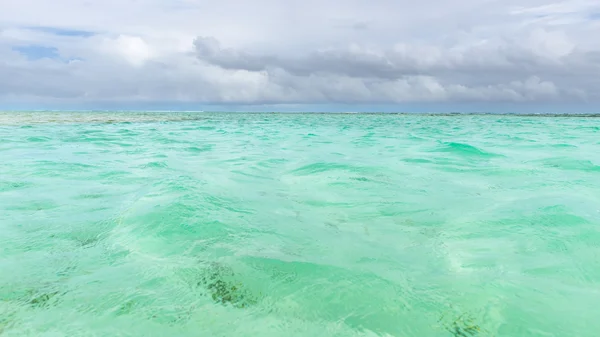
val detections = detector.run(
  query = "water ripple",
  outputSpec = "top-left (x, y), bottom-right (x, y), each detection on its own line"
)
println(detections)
top-left (1, 112), bottom-right (599, 337)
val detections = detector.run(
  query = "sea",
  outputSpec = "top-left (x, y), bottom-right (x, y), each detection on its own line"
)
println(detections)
top-left (1, 111), bottom-right (599, 336)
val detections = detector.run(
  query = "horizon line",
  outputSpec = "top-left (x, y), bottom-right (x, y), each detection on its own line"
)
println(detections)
top-left (2, 110), bottom-right (600, 117)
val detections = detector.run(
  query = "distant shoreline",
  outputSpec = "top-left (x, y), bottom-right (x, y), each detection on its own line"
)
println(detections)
top-left (1, 110), bottom-right (600, 117)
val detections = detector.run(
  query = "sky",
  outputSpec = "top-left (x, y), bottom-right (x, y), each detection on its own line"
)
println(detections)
top-left (1, 0), bottom-right (600, 112)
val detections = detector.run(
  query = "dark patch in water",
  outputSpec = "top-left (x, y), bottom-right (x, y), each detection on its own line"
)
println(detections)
top-left (56, 265), bottom-right (78, 277)
top-left (325, 222), bottom-right (340, 231)
top-left (115, 299), bottom-right (139, 316)
top-left (193, 263), bottom-right (258, 308)
top-left (28, 290), bottom-right (63, 309)
top-left (439, 312), bottom-right (488, 337)
top-left (0, 310), bottom-right (17, 334)
top-left (73, 234), bottom-right (103, 248)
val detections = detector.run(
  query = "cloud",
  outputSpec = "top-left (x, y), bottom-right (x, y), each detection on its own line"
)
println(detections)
top-left (98, 35), bottom-right (155, 67)
top-left (191, 29), bottom-right (596, 103)
top-left (1, 0), bottom-right (600, 109)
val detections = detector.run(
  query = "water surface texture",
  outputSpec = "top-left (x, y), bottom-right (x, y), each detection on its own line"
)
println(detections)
top-left (1, 112), bottom-right (599, 336)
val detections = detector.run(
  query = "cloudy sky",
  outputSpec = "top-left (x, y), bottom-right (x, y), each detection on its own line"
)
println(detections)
top-left (1, 0), bottom-right (600, 112)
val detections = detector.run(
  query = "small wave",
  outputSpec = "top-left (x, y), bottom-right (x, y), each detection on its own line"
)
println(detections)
top-left (290, 162), bottom-right (375, 175)
top-left (64, 136), bottom-right (116, 143)
top-left (26, 136), bottom-right (51, 142)
top-left (350, 177), bottom-right (370, 182)
top-left (231, 170), bottom-right (273, 181)
top-left (153, 137), bottom-right (188, 145)
top-left (0, 181), bottom-right (30, 192)
top-left (257, 158), bottom-right (289, 168)
top-left (551, 143), bottom-right (578, 148)
top-left (299, 200), bottom-right (361, 208)
top-left (98, 170), bottom-right (132, 179)
top-left (74, 193), bottom-right (107, 200)
top-left (117, 129), bottom-right (139, 136)
top-left (141, 161), bottom-right (169, 169)
top-left (186, 145), bottom-right (214, 153)
top-left (534, 157), bottom-right (600, 172)
top-left (6, 200), bottom-right (59, 211)
top-left (80, 129), bottom-right (103, 134)
top-left (196, 126), bottom-right (217, 131)
top-left (402, 158), bottom-right (432, 164)
top-left (437, 141), bottom-right (501, 158)
top-left (33, 161), bottom-right (96, 170)
top-left (203, 195), bottom-right (254, 214)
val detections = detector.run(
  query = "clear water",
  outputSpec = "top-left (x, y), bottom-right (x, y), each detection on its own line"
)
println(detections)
top-left (1, 111), bottom-right (599, 336)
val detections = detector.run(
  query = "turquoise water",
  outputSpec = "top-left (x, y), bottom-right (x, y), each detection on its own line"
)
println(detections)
top-left (1, 111), bottom-right (599, 336)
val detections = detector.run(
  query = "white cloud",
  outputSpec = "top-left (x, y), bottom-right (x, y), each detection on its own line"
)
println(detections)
top-left (99, 35), bottom-right (155, 66)
top-left (0, 0), bottom-right (599, 107)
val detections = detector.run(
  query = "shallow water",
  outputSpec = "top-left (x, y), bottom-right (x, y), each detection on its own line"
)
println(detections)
top-left (1, 112), bottom-right (599, 336)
